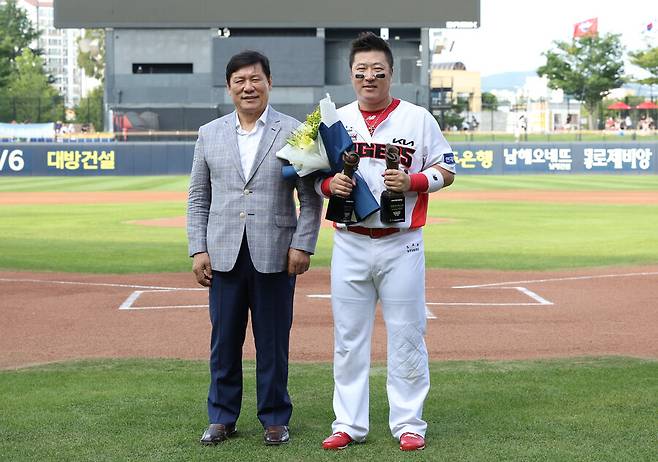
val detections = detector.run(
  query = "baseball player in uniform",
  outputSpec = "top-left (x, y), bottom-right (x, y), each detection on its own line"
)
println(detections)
top-left (318, 32), bottom-right (456, 452)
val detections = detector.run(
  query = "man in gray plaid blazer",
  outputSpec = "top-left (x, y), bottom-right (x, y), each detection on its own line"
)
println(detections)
top-left (187, 50), bottom-right (322, 446)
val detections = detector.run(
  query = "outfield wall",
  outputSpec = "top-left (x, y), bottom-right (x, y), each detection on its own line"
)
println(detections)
top-left (0, 142), bottom-right (656, 176)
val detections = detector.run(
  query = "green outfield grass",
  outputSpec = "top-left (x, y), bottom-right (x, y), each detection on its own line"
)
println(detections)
top-left (424, 201), bottom-right (658, 270)
top-left (0, 357), bottom-right (655, 462)
top-left (0, 202), bottom-right (187, 273)
top-left (3, 174), bottom-right (658, 192)
top-left (1, 176), bottom-right (657, 272)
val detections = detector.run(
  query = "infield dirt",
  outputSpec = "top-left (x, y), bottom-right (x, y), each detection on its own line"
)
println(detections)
top-left (2, 265), bottom-right (657, 369)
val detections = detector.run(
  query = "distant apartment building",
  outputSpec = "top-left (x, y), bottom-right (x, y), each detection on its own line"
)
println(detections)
top-left (15, 0), bottom-right (97, 107)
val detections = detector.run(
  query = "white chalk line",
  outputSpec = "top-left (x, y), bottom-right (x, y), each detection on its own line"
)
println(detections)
top-left (0, 277), bottom-right (206, 311)
top-left (453, 271), bottom-right (658, 289)
top-left (516, 286), bottom-right (553, 305)
top-left (4, 270), bottom-right (655, 312)
top-left (119, 290), bottom-right (144, 309)
top-left (119, 288), bottom-right (207, 310)
top-left (308, 286), bottom-right (553, 308)
top-left (425, 306), bottom-right (437, 319)
top-left (0, 277), bottom-right (202, 291)
top-left (123, 304), bottom-right (208, 310)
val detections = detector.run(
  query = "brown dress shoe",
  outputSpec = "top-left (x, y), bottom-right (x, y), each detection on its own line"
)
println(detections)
top-left (200, 423), bottom-right (237, 445)
top-left (264, 425), bottom-right (290, 445)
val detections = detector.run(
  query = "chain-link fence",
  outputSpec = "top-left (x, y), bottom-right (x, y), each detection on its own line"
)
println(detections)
top-left (0, 96), bottom-right (66, 124)
top-left (0, 94), bottom-right (104, 128)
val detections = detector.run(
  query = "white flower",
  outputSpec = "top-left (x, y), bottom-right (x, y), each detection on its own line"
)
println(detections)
top-left (276, 94), bottom-right (339, 177)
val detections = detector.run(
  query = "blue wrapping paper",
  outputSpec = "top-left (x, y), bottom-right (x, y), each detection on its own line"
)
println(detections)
top-left (352, 173), bottom-right (380, 221)
top-left (282, 119), bottom-right (380, 222)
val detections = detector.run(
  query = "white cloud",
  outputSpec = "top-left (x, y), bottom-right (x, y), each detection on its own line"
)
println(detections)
top-left (433, 0), bottom-right (656, 77)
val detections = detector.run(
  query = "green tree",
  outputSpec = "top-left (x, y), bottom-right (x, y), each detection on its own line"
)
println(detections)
top-left (629, 46), bottom-right (658, 86)
top-left (0, 0), bottom-right (40, 85)
top-left (441, 111), bottom-right (464, 131)
top-left (77, 29), bottom-right (105, 81)
top-left (1, 49), bottom-right (63, 122)
top-left (481, 92), bottom-right (498, 111)
top-left (440, 95), bottom-right (469, 131)
top-left (74, 85), bottom-right (104, 131)
top-left (538, 33), bottom-right (625, 129)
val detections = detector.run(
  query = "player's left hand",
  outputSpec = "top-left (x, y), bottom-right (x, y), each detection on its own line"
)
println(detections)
top-left (383, 169), bottom-right (410, 193)
top-left (287, 248), bottom-right (311, 275)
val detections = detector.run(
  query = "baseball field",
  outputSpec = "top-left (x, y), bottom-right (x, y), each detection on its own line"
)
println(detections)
top-left (1, 175), bottom-right (657, 461)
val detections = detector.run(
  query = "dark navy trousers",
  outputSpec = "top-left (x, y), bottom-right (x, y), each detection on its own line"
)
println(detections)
top-left (207, 236), bottom-right (295, 428)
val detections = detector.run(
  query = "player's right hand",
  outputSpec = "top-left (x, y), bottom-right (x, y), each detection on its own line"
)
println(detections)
top-left (192, 252), bottom-right (213, 287)
top-left (330, 173), bottom-right (354, 197)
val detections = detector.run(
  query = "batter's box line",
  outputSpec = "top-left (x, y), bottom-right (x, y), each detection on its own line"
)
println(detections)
top-left (115, 270), bottom-right (658, 311)
top-left (119, 288), bottom-right (207, 310)
top-left (307, 286), bottom-right (553, 316)
top-left (425, 286), bottom-right (553, 307)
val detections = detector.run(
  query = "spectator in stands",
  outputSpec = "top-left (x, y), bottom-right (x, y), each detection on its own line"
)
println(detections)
top-left (514, 114), bottom-right (527, 141)
top-left (624, 115), bottom-right (633, 130)
top-left (469, 115), bottom-right (479, 131)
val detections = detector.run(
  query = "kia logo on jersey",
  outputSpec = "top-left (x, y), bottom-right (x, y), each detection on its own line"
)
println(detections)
top-left (444, 153), bottom-right (455, 164)
top-left (392, 137), bottom-right (415, 146)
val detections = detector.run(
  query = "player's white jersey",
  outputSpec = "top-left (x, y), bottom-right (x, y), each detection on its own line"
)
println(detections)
top-left (338, 99), bottom-right (456, 229)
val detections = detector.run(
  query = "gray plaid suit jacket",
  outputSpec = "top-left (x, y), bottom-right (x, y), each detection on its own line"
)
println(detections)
top-left (187, 107), bottom-right (323, 273)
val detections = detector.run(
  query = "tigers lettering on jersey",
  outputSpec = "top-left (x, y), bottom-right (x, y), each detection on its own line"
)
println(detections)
top-left (354, 142), bottom-right (414, 168)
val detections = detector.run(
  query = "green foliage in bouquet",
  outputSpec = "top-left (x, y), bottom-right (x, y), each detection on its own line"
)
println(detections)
top-left (287, 106), bottom-right (321, 150)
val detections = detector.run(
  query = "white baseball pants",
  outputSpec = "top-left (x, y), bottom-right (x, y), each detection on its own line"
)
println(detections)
top-left (329, 228), bottom-right (430, 441)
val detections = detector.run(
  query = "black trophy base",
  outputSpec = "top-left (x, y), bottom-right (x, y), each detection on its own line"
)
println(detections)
top-left (326, 195), bottom-right (356, 224)
top-left (380, 192), bottom-right (405, 223)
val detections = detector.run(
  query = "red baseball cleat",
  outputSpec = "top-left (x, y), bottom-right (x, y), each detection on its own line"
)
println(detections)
top-left (322, 431), bottom-right (354, 450)
top-left (399, 432), bottom-right (425, 451)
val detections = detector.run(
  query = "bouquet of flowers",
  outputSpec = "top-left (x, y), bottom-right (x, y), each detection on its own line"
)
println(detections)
top-left (276, 94), bottom-right (341, 177)
top-left (277, 94), bottom-right (380, 221)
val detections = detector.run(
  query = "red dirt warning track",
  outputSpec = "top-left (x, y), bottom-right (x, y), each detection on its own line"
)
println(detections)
top-left (2, 189), bottom-right (658, 205)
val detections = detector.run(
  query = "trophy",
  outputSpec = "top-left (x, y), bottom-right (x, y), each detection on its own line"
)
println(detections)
top-left (325, 150), bottom-right (359, 224)
top-left (380, 144), bottom-right (405, 223)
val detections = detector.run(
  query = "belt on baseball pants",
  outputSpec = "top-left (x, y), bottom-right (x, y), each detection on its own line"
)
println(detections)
top-left (346, 226), bottom-right (400, 239)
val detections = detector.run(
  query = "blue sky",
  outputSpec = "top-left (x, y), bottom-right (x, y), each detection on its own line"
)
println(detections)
top-left (435, 0), bottom-right (656, 77)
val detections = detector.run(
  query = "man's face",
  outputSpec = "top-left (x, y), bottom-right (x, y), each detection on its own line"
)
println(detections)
top-left (350, 50), bottom-right (392, 107)
top-left (227, 63), bottom-right (272, 116)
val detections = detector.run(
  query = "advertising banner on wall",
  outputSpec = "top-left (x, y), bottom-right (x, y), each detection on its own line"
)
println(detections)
top-left (0, 142), bottom-right (655, 176)
top-left (451, 143), bottom-right (656, 174)
top-left (0, 143), bottom-right (195, 176)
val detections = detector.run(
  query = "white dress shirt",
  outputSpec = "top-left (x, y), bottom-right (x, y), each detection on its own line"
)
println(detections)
top-left (235, 106), bottom-right (269, 178)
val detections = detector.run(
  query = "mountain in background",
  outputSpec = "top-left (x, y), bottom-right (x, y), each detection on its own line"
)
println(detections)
top-left (624, 83), bottom-right (657, 97)
top-left (481, 71), bottom-right (537, 91)
top-left (481, 72), bottom-right (656, 98)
